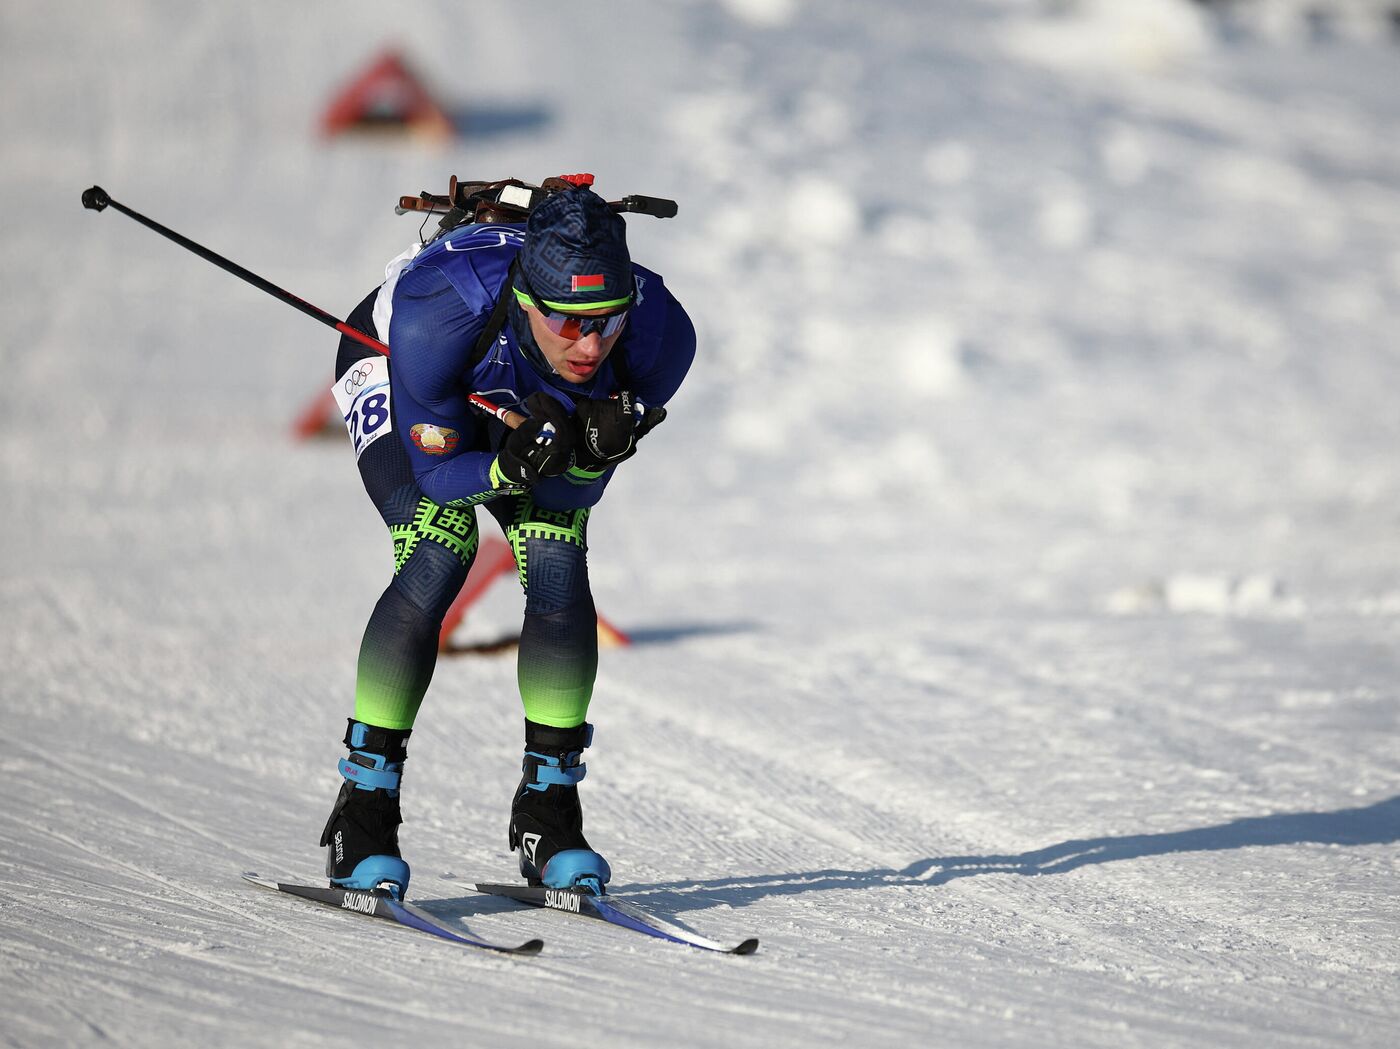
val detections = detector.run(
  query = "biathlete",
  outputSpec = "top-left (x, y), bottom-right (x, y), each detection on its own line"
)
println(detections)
top-left (321, 178), bottom-right (695, 899)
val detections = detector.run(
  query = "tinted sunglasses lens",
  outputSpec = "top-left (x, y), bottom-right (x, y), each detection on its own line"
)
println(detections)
top-left (592, 312), bottom-right (628, 338)
top-left (547, 313), bottom-right (584, 339)
top-left (544, 310), bottom-right (628, 340)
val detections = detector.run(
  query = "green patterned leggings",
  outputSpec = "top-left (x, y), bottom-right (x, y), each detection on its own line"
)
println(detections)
top-left (353, 487), bottom-right (597, 732)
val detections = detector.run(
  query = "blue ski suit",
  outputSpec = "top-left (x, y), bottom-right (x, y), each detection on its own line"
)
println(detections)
top-left (333, 222), bottom-right (695, 732)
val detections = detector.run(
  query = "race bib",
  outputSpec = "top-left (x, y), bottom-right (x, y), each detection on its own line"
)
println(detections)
top-left (334, 356), bottom-right (393, 460)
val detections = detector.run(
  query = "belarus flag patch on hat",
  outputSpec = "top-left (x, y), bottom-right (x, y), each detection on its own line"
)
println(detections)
top-left (571, 273), bottom-right (605, 291)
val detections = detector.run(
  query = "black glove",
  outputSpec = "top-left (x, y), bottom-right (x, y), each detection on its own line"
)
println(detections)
top-left (573, 391), bottom-right (668, 471)
top-left (496, 393), bottom-right (576, 484)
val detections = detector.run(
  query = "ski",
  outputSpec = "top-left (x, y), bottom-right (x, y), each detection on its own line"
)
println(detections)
top-left (469, 883), bottom-right (758, 955)
top-left (242, 873), bottom-right (543, 956)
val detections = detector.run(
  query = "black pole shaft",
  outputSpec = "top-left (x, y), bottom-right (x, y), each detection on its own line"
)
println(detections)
top-left (81, 185), bottom-right (388, 356)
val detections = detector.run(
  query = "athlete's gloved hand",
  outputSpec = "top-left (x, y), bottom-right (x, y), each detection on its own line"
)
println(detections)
top-left (572, 391), bottom-right (668, 471)
top-left (495, 393), bottom-right (576, 485)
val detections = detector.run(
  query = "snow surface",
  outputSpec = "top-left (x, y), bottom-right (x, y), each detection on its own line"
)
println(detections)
top-left (3, 1), bottom-right (1400, 1046)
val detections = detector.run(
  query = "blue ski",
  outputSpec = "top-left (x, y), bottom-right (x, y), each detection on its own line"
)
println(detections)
top-left (242, 873), bottom-right (543, 955)
top-left (469, 883), bottom-right (758, 955)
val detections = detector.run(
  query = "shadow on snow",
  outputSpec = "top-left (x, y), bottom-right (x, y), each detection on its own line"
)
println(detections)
top-left (442, 619), bottom-right (761, 657)
top-left (614, 794), bottom-right (1400, 914)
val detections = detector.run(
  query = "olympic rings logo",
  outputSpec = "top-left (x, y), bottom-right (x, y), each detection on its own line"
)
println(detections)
top-left (343, 363), bottom-right (376, 394)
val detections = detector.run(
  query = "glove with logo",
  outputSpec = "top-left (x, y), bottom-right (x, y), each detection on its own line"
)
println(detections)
top-left (572, 391), bottom-right (668, 472)
top-left (494, 393), bottom-right (576, 485)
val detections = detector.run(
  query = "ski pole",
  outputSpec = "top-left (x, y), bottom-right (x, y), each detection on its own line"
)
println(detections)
top-left (81, 185), bottom-right (526, 428)
top-left (468, 394), bottom-right (526, 429)
top-left (81, 185), bottom-right (388, 358)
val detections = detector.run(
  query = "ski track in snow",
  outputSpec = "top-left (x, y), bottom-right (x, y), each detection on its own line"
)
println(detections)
top-left (3, 1), bottom-right (1400, 1046)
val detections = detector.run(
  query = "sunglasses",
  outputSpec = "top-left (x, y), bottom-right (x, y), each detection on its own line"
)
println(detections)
top-left (514, 272), bottom-right (633, 341)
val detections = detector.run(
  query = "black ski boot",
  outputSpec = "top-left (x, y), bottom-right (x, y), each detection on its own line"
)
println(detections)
top-left (509, 720), bottom-right (611, 896)
top-left (319, 720), bottom-right (412, 899)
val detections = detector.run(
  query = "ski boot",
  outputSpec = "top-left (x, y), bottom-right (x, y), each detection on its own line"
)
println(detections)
top-left (319, 719), bottom-right (412, 899)
top-left (509, 720), bottom-right (611, 896)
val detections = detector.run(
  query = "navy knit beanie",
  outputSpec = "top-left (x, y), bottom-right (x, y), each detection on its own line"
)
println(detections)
top-left (516, 187), bottom-right (632, 310)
